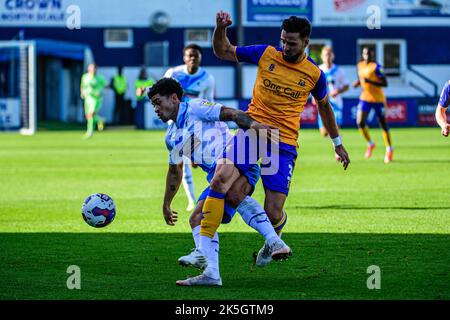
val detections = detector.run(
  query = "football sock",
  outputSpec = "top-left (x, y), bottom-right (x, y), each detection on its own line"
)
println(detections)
top-left (204, 232), bottom-right (220, 280)
top-left (86, 117), bottom-right (94, 135)
top-left (272, 210), bottom-right (287, 236)
top-left (192, 225), bottom-right (200, 249)
top-left (382, 130), bottom-right (392, 149)
top-left (359, 126), bottom-right (372, 144)
top-left (182, 163), bottom-right (196, 205)
top-left (199, 190), bottom-right (225, 238)
top-left (237, 196), bottom-right (278, 246)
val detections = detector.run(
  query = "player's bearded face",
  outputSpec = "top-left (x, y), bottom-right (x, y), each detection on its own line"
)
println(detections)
top-left (280, 30), bottom-right (308, 63)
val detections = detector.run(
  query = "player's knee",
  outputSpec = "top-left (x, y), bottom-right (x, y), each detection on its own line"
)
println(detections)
top-left (189, 211), bottom-right (202, 228)
top-left (357, 120), bottom-right (365, 128)
top-left (209, 172), bottom-right (229, 192)
top-left (225, 191), bottom-right (244, 209)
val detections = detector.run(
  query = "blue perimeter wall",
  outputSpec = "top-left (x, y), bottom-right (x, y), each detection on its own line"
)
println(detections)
top-left (1, 26), bottom-right (449, 66)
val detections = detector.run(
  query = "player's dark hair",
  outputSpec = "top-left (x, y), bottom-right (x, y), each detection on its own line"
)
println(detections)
top-left (148, 78), bottom-right (183, 101)
top-left (281, 16), bottom-right (311, 39)
top-left (183, 43), bottom-right (203, 55)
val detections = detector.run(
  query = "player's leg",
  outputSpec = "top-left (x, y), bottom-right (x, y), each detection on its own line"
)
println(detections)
top-left (177, 183), bottom-right (229, 286)
top-left (357, 101), bottom-right (375, 158)
top-left (182, 162), bottom-right (197, 211)
top-left (264, 189), bottom-right (288, 236)
top-left (177, 199), bottom-right (208, 270)
top-left (225, 173), bottom-right (291, 260)
top-left (255, 145), bottom-right (296, 266)
top-left (93, 99), bottom-right (104, 131)
top-left (84, 98), bottom-right (95, 138)
top-left (375, 103), bottom-right (393, 163)
top-left (197, 159), bottom-right (240, 280)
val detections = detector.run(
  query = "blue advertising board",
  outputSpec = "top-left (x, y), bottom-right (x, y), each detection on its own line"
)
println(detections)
top-left (244, 0), bottom-right (313, 26)
top-left (239, 97), bottom-right (437, 129)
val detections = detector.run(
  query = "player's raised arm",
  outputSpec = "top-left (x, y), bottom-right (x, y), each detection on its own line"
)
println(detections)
top-left (162, 164), bottom-right (183, 225)
top-left (316, 96), bottom-right (351, 170)
top-left (213, 11), bottom-right (237, 62)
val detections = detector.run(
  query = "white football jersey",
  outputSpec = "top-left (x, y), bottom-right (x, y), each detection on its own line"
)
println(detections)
top-left (164, 65), bottom-right (215, 101)
top-left (165, 98), bottom-right (232, 173)
top-left (319, 63), bottom-right (349, 109)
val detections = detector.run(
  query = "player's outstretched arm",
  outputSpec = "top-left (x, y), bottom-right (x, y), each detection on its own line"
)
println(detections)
top-left (162, 164), bottom-right (183, 225)
top-left (317, 96), bottom-right (350, 170)
top-left (220, 107), bottom-right (276, 130)
top-left (213, 11), bottom-right (237, 62)
top-left (435, 105), bottom-right (450, 137)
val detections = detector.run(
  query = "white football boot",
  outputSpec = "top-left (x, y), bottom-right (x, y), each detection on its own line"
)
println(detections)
top-left (177, 248), bottom-right (208, 270)
top-left (271, 238), bottom-right (292, 261)
top-left (255, 241), bottom-right (273, 267)
top-left (176, 274), bottom-right (222, 286)
top-left (255, 238), bottom-right (292, 267)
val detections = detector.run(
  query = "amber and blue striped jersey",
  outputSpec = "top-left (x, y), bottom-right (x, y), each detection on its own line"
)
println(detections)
top-left (235, 45), bottom-right (327, 147)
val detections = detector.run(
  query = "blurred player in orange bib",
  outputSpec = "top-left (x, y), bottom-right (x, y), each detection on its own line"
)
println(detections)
top-left (353, 47), bottom-right (393, 163)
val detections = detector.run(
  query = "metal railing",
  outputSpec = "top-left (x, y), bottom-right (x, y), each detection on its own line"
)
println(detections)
top-left (407, 65), bottom-right (439, 98)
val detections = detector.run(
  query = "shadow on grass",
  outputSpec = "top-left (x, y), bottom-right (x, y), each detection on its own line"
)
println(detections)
top-left (292, 205), bottom-right (450, 211)
top-left (1, 233), bottom-right (449, 300)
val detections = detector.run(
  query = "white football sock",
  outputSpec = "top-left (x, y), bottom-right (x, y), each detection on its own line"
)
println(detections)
top-left (205, 232), bottom-right (220, 279)
top-left (199, 233), bottom-right (220, 280)
top-left (192, 225), bottom-right (200, 249)
top-left (182, 163), bottom-right (196, 205)
top-left (237, 196), bottom-right (278, 246)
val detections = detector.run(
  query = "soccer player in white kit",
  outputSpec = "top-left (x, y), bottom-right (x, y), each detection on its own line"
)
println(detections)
top-left (150, 78), bottom-right (291, 286)
top-left (164, 44), bottom-right (216, 212)
top-left (318, 46), bottom-right (349, 137)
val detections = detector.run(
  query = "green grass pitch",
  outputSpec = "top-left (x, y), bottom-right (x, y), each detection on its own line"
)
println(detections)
top-left (0, 127), bottom-right (449, 300)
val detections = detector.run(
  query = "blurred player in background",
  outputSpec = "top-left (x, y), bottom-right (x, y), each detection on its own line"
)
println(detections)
top-left (435, 80), bottom-right (450, 137)
top-left (353, 47), bottom-right (394, 163)
top-left (149, 78), bottom-right (291, 286)
top-left (318, 46), bottom-right (349, 137)
top-left (164, 44), bottom-right (216, 212)
top-left (213, 11), bottom-right (350, 268)
top-left (80, 63), bottom-right (107, 139)
top-left (110, 65), bottom-right (127, 125)
top-left (134, 66), bottom-right (155, 129)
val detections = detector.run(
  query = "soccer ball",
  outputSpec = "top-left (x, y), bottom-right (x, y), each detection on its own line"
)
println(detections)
top-left (81, 193), bottom-right (116, 228)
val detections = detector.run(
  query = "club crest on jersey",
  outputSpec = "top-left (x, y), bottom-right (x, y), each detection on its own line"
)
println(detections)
top-left (201, 100), bottom-right (215, 106)
top-left (268, 64), bottom-right (275, 71)
top-left (298, 80), bottom-right (306, 87)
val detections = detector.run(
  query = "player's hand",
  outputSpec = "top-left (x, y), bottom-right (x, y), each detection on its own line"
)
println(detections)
top-left (441, 123), bottom-right (450, 137)
top-left (163, 206), bottom-right (178, 226)
top-left (250, 121), bottom-right (279, 144)
top-left (136, 87), bottom-right (144, 97)
top-left (216, 11), bottom-right (232, 28)
top-left (329, 89), bottom-right (339, 98)
top-left (334, 145), bottom-right (350, 170)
